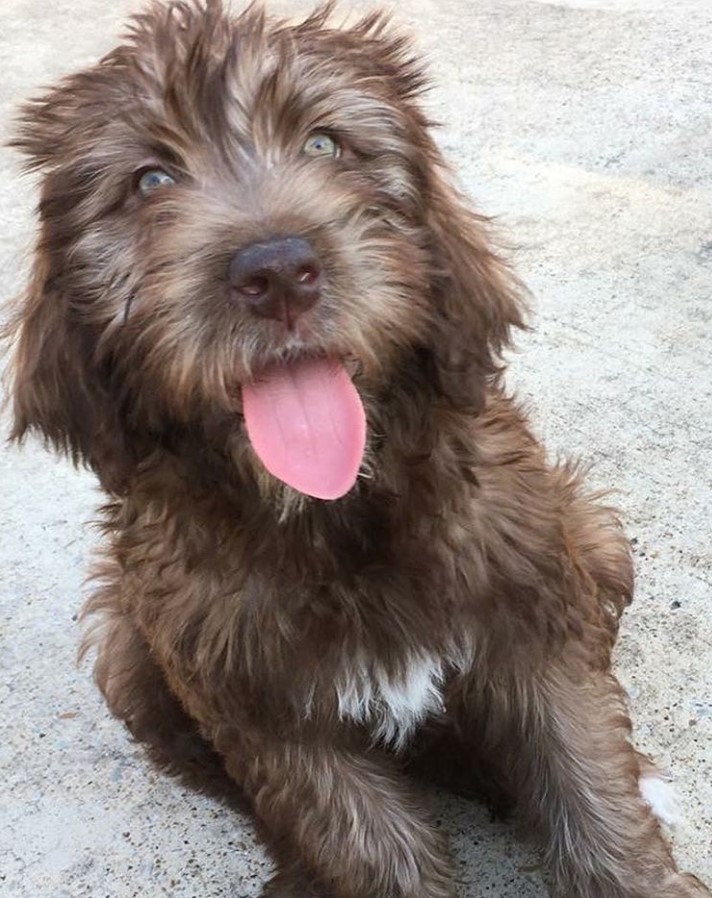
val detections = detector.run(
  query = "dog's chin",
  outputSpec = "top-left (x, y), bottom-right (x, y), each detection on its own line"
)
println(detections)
top-left (242, 448), bottom-right (314, 521)
top-left (227, 429), bottom-right (373, 523)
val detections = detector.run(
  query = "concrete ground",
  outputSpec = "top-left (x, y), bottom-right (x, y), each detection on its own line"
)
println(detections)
top-left (1, 0), bottom-right (710, 895)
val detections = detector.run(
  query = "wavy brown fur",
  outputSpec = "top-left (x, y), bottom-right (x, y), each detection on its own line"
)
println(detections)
top-left (5, 2), bottom-right (710, 896)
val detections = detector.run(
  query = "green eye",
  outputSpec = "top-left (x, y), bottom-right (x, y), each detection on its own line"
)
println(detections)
top-left (136, 168), bottom-right (176, 195)
top-left (302, 132), bottom-right (340, 158)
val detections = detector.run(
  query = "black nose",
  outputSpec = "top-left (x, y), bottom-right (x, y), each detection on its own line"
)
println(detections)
top-left (228, 236), bottom-right (323, 327)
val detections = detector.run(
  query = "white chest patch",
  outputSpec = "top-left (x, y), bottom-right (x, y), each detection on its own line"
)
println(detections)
top-left (334, 652), bottom-right (445, 750)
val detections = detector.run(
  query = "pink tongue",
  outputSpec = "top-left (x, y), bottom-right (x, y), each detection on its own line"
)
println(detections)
top-left (242, 358), bottom-right (366, 500)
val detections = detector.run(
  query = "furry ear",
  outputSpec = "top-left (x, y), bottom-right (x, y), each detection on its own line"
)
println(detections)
top-left (11, 73), bottom-right (100, 172)
top-left (347, 10), bottom-right (428, 101)
top-left (4, 240), bottom-right (131, 494)
top-left (7, 72), bottom-right (140, 493)
top-left (424, 164), bottom-right (527, 412)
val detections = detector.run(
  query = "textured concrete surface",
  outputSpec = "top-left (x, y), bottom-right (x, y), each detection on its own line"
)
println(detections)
top-left (1, 0), bottom-right (711, 896)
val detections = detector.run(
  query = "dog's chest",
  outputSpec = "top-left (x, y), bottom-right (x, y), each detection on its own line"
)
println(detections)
top-left (332, 652), bottom-right (447, 749)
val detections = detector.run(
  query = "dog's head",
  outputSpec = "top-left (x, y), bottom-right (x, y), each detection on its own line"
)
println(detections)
top-left (7, 0), bottom-right (524, 499)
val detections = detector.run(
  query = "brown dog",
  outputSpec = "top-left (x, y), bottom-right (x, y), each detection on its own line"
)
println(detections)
top-left (5, 2), bottom-right (710, 896)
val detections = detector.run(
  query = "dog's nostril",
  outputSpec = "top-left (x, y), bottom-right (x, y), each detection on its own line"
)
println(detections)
top-left (237, 275), bottom-right (270, 297)
top-left (295, 265), bottom-right (321, 286)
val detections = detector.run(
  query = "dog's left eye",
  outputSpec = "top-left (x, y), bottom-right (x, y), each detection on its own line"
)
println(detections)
top-left (302, 132), bottom-right (341, 159)
top-left (136, 168), bottom-right (177, 195)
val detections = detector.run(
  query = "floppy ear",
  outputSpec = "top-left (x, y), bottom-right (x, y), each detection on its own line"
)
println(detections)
top-left (5, 232), bottom-right (132, 494)
top-left (339, 13), bottom-right (527, 412)
top-left (5, 76), bottom-right (141, 493)
top-left (423, 163), bottom-right (528, 413)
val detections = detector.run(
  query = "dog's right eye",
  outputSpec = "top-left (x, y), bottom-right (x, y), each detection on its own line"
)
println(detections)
top-left (302, 132), bottom-right (341, 159)
top-left (135, 168), bottom-right (176, 195)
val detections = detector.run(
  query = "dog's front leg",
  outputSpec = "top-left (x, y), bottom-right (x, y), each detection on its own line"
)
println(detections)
top-left (508, 665), bottom-right (710, 898)
top-left (219, 734), bottom-right (455, 898)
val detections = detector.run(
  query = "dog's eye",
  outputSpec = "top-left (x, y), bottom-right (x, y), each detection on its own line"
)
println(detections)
top-left (302, 132), bottom-right (340, 159)
top-left (136, 168), bottom-right (176, 195)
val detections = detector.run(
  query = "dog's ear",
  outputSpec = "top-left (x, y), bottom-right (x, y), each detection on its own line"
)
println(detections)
top-left (347, 13), bottom-right (528, 411)
top-left (6, 78), bottom-right (139, 493)
top-left (10, 70), bottom-right (100, 171)
top-left (346, 10), bottom-right (428, 102)
top-left (422, 164), bottom-right (527, 412)
top-left (4, 236), bottom-right (131, 494)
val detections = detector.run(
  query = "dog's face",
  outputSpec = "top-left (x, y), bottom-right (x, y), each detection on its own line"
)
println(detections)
top-left (8, 1), bottom-right (523, 498)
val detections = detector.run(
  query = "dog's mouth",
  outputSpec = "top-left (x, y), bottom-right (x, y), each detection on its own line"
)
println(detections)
top-left (241, 356), bottom-right (366, 500)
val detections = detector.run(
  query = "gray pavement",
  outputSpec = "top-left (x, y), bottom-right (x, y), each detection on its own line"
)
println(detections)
top-left (1, 1), bottom-right (711, 896)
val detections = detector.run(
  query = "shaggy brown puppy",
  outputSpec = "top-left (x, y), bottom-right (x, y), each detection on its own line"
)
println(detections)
top-left (5, 2), bottom-right (709, 896)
